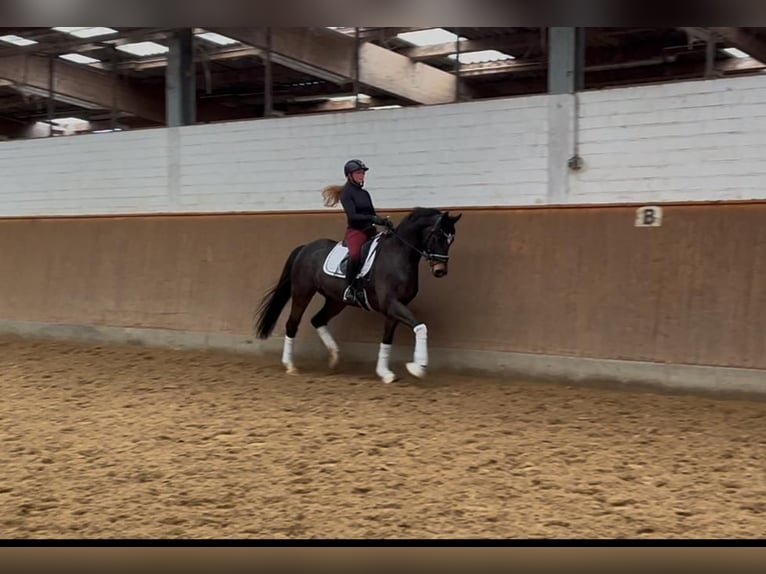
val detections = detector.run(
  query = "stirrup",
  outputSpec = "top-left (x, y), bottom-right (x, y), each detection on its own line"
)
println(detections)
top-left (343, 286), bottom-right (356, 303)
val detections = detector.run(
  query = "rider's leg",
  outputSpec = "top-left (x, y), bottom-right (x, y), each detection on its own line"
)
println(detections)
top-left (343, 257), bottom-right (361, 303)
top-left (343, 228), bottom-right (366, 303)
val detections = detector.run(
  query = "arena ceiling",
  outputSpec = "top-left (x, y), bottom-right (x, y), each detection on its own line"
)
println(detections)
top-left (0, 27), bottom-right (763, 138)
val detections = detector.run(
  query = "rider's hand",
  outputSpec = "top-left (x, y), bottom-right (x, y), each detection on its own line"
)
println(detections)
top-left (373, 215), bottom-right (392, 228)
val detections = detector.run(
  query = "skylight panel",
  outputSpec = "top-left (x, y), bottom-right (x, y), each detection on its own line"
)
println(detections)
top-left (397, 28), bottom-right (464, 46)
top-left (116, 41), bottom-right (169, 57)
top-left (448, 49), bottom-right (515, 64)
top-left (328, 93), bottom-right (371, 102)
top-left (723, 47), bottom-right (749, 58)
top-left (52, 27), bottom-right (118, 38)
top-left (52, 117), bottom-right (87, 124)
top-left (196, 31), bottom-right (239, 46)
top-left (0, 34), bottom-right (38, 46)
top-left (59, 53), bottom-right (101, 65)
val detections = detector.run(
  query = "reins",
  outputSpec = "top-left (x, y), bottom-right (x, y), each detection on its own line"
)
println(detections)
top-left (386, 221), bottom-right (450, 264)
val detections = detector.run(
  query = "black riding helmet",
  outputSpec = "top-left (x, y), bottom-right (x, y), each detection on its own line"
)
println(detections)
top-left (344, 159), bottom-right (369, 177)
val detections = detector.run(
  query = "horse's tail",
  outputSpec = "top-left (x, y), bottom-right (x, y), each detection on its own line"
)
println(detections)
top-left (321, 184), bottom-right (344, 207)
top-left (254, 244), bottom-right (304, 339)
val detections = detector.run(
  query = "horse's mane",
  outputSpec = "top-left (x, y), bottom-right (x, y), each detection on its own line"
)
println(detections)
top-left (398, 207), bottom-right (442, 228)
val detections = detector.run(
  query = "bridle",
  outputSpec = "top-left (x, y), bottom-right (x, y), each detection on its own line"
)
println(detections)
top-left (388, 219), bottom-right (453, 266)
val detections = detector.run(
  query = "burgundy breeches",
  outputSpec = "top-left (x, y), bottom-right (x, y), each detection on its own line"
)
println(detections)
top-left (345, 227), bottom-right (372, 262)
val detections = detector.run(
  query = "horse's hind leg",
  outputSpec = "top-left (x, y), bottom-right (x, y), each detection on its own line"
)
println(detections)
top-left (282, 290), bottom-right (315, 375)
top-left (310, 298), bottom-right (345, 369)
top-left (376, 317), bottom-right (399, 384)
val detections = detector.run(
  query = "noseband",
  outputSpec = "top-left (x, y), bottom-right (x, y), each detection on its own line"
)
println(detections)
top-left (391, 219), bottom-right (453, 265)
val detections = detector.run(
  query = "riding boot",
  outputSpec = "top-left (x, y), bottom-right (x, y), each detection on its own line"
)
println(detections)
top-left (343, 258), bottom-right (361, 304)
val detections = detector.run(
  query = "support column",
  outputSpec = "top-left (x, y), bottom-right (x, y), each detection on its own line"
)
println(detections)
top-left (548, 27), bottom-right (585, 94)
top-left (263, 27), bottom-right (273, 117)
top-left (47, 55), bottom-right (55, 137)
top-left (546, 27), bottom-right (585, 204)
top-left (166, 28), bottom-right (196, 127)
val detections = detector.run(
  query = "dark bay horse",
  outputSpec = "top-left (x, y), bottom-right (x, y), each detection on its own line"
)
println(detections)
top-left (254, 207), bottom-right (461, 383)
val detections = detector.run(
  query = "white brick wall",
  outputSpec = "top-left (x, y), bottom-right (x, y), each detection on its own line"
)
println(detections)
top-left (1, 74), bottom-right (766, 217)
top-left (0, 129), bottom-right (171, 216)
top-left (176, 96), bottom-right (549, 213)
top-left (0, 96), bottom-right (548, 217)
top-left (570, 75), bottom-right (766, 204)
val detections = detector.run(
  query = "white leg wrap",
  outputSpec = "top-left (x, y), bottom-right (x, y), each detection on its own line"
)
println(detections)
top-left (413, 323), bottom-right (428, 366)
top-left (316, 326), bottom-right (338, 352)
top-left (406, 323), bottom-right (428, 379)
top-left (376, 343), bottom-right (396, 384)
top-left (282, 336), bottom-right (297, 374)
top-left (317, 326), bottom-right (339, 368)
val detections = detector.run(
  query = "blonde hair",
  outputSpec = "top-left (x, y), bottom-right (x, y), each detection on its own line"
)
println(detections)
top-left (321, 184), bottom-right (344, 207)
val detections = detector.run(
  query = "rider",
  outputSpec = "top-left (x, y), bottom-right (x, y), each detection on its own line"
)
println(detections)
top-left (340, 159), bottom-right (393, 304)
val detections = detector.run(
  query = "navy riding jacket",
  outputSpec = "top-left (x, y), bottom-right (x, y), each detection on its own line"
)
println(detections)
top-left (340, 180), bottom-right (378, 231)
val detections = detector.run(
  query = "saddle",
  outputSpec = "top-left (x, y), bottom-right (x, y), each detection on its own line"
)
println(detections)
top-left (322, 233), bottom-right (384, 280)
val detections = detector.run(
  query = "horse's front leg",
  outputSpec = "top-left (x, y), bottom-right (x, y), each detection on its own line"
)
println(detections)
top-left (376, 316), bottom-right (399, 383)
top-left (386, 301), bottom-right (428, 379)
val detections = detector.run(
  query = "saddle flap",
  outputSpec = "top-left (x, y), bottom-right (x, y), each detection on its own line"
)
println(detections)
top-left (322, 233), bottom-right (384, 279)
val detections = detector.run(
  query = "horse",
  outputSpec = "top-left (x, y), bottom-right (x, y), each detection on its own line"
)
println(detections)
top-left (254, 204), bottom-right (461, 383)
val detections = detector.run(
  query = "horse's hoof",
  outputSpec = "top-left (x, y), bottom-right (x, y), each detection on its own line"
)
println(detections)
top-left (406, 362), bottom-right (426, 379)
top-left (377, 370), bottom-right (396, 384)
top-left (284, 364), bottom-right (299, 375)
top-left (329, 352), bottom-right (339, 369)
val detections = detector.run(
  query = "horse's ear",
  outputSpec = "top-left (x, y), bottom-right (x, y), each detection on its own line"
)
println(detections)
top-left (450, 213), bottom-right (462, 224)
